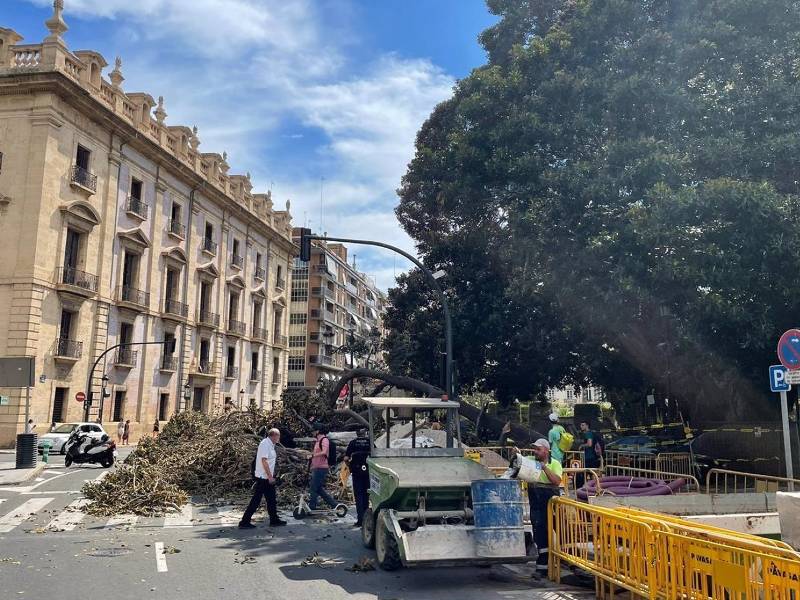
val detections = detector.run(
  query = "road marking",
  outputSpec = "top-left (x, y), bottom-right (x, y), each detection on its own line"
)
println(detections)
top-left (45, 498), bottom-right (89, 531)
top-left (216, 505), bottom-right (240, 525)
top-left (0, 497), bottom-right (55, 532)
top-left (164, 504), bottom-right (192, 528)
top-left (104, 514), bottom-right (138, 529)
top-left (154, 541), bottom-right (168, 572)
top-left (93, 470), bottom-right (111, 482)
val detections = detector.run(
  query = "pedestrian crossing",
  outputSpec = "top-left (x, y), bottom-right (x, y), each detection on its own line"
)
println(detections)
top-left (0, 495), bottom-right (354, 535)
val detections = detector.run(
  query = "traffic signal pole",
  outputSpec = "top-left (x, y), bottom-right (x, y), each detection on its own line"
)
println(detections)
top-left (299, 230), bottom-right (455, 401)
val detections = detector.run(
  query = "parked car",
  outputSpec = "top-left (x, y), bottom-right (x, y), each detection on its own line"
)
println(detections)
top-left (37, 422), bottom-right (108, 454)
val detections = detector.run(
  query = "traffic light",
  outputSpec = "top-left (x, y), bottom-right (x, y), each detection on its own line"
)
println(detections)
top-left (299, 227), bottom-right (312, 262)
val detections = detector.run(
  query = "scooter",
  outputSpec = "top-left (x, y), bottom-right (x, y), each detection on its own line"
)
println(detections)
top-left (64, 431), bottom-right (117, 468)
top-left (293, 494), bottom-right (348, 519)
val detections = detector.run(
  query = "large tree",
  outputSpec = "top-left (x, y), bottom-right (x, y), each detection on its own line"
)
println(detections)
top-left (388, 0), bottom-right (800, 422)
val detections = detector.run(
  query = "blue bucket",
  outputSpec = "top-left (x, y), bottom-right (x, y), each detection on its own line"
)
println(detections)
top-left (471, 479), bottom-right (526, 558)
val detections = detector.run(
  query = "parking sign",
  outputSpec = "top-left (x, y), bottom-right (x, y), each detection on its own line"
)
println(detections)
top-left (770, 365), bottom-right (790, 392)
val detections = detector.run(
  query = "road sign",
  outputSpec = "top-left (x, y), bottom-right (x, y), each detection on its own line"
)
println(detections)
top-left (75, 391), bottom-right (86, 403)
top-left (770, 365), bottom-right (791, 392)
top-left (0, 395), bottom-right (8, 406)
top-left (788, 371), bottom-right (800, 385)
top-left (778, 329), bottom-right (800, 370)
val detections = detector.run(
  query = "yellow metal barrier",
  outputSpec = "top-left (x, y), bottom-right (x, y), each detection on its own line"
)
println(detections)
top-left (561, 467), bottom-right (603, 499)
top-left (549, 497), bottom-right (800, 599)
top-left (705, 467), bottom-right (800, 494)
top-left (603, 464), bottom-right (700, 493)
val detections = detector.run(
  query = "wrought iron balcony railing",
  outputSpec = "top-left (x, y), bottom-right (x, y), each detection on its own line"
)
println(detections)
top-left (126, 196), bottom-right (149, 219)
top-left (70, 165), bottom-right (97, 192)
top-left (57, 266), bottom-right (98, 292)
top-left (55, 337), bottom-right (82, 359)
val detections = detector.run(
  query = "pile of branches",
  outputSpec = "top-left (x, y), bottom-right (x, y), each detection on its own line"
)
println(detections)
top-left (83, 406), bottom-right (345, 516)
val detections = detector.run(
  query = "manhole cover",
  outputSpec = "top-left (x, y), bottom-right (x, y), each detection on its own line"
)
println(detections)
top-left (87, 547), bottom-right (133, 557)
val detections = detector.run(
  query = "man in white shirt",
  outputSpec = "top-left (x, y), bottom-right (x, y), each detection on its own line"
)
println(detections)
top-left (239, 428), bottom-right (286, 528)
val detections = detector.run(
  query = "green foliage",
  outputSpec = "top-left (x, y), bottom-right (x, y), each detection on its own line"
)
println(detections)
top-left (388, 0), bottom-right (800, 421)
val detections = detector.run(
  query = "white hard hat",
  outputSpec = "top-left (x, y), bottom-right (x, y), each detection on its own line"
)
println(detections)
top-left (548, 412), bottom-right (559, 423)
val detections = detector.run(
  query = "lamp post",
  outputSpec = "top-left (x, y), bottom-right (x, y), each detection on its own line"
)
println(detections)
top-left (238, 388), bottom-right (245, 410)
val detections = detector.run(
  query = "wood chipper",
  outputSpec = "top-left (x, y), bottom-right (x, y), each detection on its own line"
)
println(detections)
top-left (360, 397), bottom-right (529, 570)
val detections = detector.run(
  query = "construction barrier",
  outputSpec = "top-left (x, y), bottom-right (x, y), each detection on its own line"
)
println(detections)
top-left (602, 464), bottom-right (700, 493)
top-left (705, 468), bottom-right (800, 494)
top-left (549, 497), bottom-right (800, 599)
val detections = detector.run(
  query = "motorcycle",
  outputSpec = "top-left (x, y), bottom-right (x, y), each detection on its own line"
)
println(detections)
top-left (64, 431), bottom-right (117, 468)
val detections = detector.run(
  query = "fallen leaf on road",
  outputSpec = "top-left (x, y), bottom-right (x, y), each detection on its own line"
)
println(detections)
top-left (300, 552), bottom-right (344, 568)
top-left (162, 546), bottom-right (181, 554)
top-left (345, 557), bottom-right (375, 573)
top-left (233, 555), bottom-right (256, 565)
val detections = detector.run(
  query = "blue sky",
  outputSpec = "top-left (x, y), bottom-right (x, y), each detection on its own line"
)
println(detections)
top-left (5, 0), bottom-right (497, 289)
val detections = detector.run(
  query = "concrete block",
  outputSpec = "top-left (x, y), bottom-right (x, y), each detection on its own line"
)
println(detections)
top-left (777, 492), bottom-right (800, 550)
top-left (591, 492), bottom-right (773, 515)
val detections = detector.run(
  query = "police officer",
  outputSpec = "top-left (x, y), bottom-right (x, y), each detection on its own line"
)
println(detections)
top-left (344, 427), bottom-right (372, 527)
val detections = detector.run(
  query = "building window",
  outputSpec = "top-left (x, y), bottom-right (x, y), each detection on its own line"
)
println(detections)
top-left (288, 357), bottom-right (305, 371)
top-left (52, 387), bottom-right (67, 423)
top-left (228, 290), bottom-right (240, 322)
top-left (289, 335), bottom-right (306, 348)
top-left (287, 381), bottom-right (305, 388)
top-left (289, 313), bottom-right (307, 325)
top-left (113, 391), bottom-right (125, 422)
top-left (75, 145), bottom-right (91, 170)
top-left (272, 357), bottom-right (280, 382)
top-left (130, 177), bottom-right (143, 201)
top-left (158, 393), bottom-right (169, 421)
top-left (291, 280), bottom-right (308, 302)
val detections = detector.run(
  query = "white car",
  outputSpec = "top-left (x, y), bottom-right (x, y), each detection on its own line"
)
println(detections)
top-left (38, 422), bottom-right (108, 454)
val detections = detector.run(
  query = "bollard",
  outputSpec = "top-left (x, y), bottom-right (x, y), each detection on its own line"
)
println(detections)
top-left (41, 441), bottom-right (51, 464)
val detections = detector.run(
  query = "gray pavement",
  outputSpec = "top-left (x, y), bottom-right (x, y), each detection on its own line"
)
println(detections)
top-left (0, 450), bottom-right (594, 600)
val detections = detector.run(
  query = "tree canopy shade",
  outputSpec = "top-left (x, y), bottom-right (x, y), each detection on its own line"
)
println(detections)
top-left (388, 0), bottom-right (800, 422)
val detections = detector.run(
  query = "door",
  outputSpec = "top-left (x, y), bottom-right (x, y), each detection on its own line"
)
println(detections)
top-left (192, 387), bottom-right (204, 412)
top-left (64, 229), bottom-right (80, 271)
top-left (122, 252), bottom-right (137, 288)
top-left (112, 391), bottom-right (125, 421)
top-left (165, 268), bottom-right (177, 302)
top-left (52, 387), bottom-right (67, 423)
top-left (59, 310), bottom-right (73, 340)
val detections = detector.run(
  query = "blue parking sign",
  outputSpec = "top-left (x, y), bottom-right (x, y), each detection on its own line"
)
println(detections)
top-left (770, 365), bottom-right (790, 392)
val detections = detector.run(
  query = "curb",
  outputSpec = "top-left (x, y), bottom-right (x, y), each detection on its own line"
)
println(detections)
top-left (0, 462), bottom-right (47, 486)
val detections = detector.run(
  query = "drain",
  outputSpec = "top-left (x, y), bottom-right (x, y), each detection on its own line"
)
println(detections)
top-left (87, 547), bottom-right (133, 557)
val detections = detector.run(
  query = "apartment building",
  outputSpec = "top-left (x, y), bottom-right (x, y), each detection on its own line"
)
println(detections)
top-left (288, 232), bottom-right (386, 388)
top-left (0, 4), bottom-right (294, 446)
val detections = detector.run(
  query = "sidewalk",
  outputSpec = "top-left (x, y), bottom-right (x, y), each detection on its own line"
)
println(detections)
top-left (0, 460), bottom-right (47, 485)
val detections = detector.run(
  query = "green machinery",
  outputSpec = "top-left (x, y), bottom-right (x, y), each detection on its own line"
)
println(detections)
top-left (360, 397), bottom-right (528, 570)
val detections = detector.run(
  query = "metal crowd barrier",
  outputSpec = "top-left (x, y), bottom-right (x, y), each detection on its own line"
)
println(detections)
top-left (549, 496), bottom-right (800, 599)
top-left (705, 467), bottom-right (800, 494)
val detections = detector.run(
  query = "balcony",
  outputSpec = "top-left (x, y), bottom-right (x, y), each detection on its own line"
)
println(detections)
top-left (56, 266), bottom-right (98, 297)
top-left (308, 331), bottom-right (331, 343)
top-left (163, 297), bottom-right (189, 320)
top-left (252, 326), bottom-right (268, 342)
top-left (273, 333), bottom-right (288, 347)
top-left (254, 266), bottom-right (266, 281)
top-left (227, 319), bottom-right (246, 337)
top-left (113, 348), bottom-right (138, 368)
top-left (167, 219), bottom-right (186, 239)
top-left (54, 337), bottom-right (82, 361)
top-left (202, 237), bottom-right (217, 255)
top-left (314, 264), bottom-right (330, 275)
top-left (310, 308), bottom-right (336, 323)
top-left (309, 354), bottom-right (334, 366)
top-left (196, 359), bottom-right (215, 376)
top-left (249, 369), bottom-right (261, 382)
top-left (197, 309), bottom-right (220, 328)
top-left (312, 286), bottom-right (336, 300)
top-left (69, 165), bottom-right (97, 194)
top-left (230, 254), bottom-right (244, 269)
top-left (160, 355), bottom-right (178, 372)
top-left (118, 285), bottom-right (150, 311)
top-left (276, 277), bottom-right (286, 291)
top-left (126, 196), bottom-right (149, 220)
top-left (224, 365), bottom-right (239, 379)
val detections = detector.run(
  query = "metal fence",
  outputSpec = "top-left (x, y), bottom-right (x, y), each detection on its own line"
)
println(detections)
top-left (705, 467), bottom-right (800, 494)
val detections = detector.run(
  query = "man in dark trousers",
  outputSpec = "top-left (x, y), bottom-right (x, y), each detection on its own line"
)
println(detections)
top-left (239, 428), bottom-right (287, 529)
top-left (344, 427), bottom-right (372, 527)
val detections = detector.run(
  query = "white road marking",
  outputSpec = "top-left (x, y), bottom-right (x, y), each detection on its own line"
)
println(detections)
top-left (0, 497), bottom-right (55, 533)
top-left (216, 505), bottom-right (240, 525)
top-left (104, 514), bottom-right (138, 529)
top-left (154, 541), bottom-right (168, 572)
top-left (164, 504), bottom-right (192, 528)
top-left (45, 498), bottom-right (89, 531)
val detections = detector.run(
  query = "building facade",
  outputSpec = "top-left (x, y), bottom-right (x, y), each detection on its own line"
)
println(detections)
top-left (0, 4), bottom-right (295, 446)
top-left (288, 232), bottom-right (386, 388)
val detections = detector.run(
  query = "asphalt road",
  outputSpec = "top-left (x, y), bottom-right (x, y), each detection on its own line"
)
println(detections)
top-left (0, 449), bottom-right (594, 600)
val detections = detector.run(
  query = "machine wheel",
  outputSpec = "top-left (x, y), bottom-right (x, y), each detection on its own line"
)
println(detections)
top-left (375, 510), bottom-right (402, 571)
top-left (334, 504), bottom-right (348, 518)
top-left (101, 456), bottom-right (114, 468)
top-left (60, 444), bottom-right (67, 455)
top-left (64, 456), bottom-right (72, 467)
top-left (361, 508), bottom-right (376, 549)
top-left (293, 507), bottom-right (308, 520)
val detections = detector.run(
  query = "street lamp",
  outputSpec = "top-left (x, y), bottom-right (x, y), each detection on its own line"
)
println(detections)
top-left (238, 388), bottom-right (245, 410)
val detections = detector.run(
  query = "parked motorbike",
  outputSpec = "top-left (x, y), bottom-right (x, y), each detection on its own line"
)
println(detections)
top-left (64, 431), bottom-right (117, 468)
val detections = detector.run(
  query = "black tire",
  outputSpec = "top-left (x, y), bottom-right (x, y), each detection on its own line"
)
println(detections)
top-left (361, 508), bottom-right (376, 549)
top-left (375, 510), bottom-right (402, 571)
top-left (101, 456), bottom-right (114, 468)
top-left (334, 504), bottom-right (348, 518)
top-left (293, 507), bottom-right (307, 520)
top-left (64, 456), bottom-right (72, 467)
top-left (60, 444), bottom-right (67, 455)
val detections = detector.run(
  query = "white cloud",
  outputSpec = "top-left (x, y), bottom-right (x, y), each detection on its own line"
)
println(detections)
top-left (23, 0), bottom-right (454, 289)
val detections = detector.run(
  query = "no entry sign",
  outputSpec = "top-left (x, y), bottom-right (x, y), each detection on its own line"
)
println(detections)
top-left (75, 391), bottom-right (86, 403)
top-left (778, 329), bottom-right (800, 371)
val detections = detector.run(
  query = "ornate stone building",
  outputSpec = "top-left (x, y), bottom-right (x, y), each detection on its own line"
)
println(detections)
top-left (0, 2), bottom-right (295, 446)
